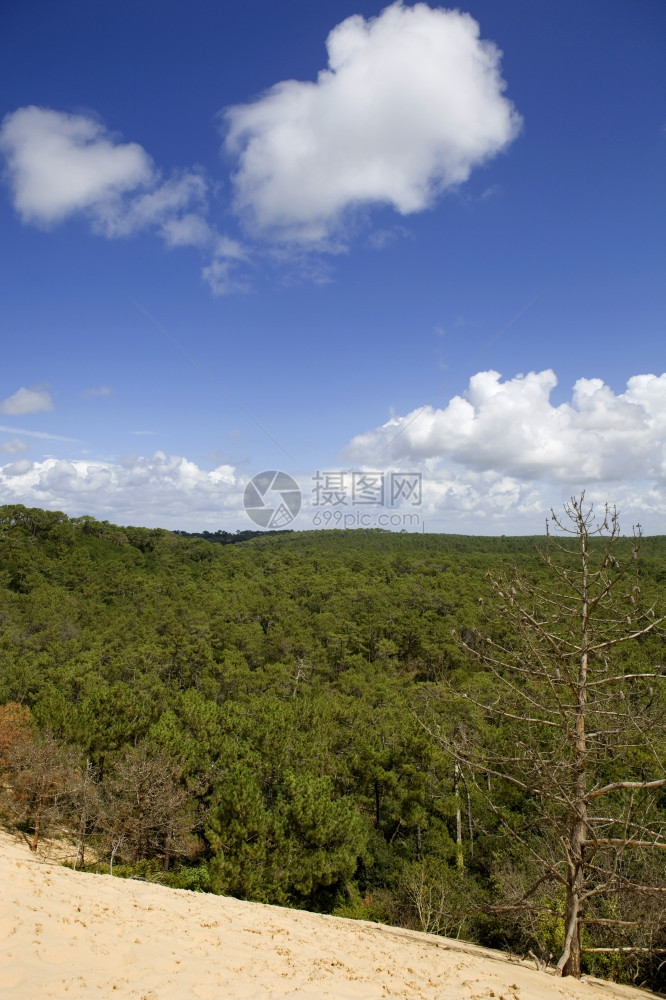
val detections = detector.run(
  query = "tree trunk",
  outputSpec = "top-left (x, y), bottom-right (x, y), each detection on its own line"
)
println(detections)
top-left (30, 813), bottom-right (40, 852)
top-left (558, 515), bottom-right (590, 978)
top-left (454, 760), bottom-right (464, 869)
top-left (559, 808), bottom-right (585, 976)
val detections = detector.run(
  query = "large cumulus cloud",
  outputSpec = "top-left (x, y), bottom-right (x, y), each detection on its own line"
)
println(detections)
top-left (346, 369), bottom-right (666, 484)
top-left (224, 1), bottom-right (522, 242)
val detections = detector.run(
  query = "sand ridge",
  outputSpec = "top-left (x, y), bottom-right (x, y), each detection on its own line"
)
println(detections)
top-left (0, 830), bottom-right (654, 999)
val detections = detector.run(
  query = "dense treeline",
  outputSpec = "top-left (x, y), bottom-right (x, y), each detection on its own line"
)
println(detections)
top-left (173, 527), bottom-right (294, 545)
top-left (1, 504), bottom-right (665, 985)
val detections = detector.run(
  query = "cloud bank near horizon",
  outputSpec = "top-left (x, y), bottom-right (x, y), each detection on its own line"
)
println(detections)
top-left (1, 368), bottom-right (665, 534)
top-left (0, 451), bottom-right (662, 535)
top-left (0, 452), bottom-right (239, 529)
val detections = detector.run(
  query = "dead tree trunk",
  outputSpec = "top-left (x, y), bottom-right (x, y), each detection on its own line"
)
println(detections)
top-left (558, 513), bottom-right (591, 977)
top-left (431, 494), bottom-right (666, 980)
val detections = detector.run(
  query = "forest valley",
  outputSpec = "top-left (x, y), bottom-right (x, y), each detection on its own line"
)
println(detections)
top-left (1, 498), bottom-right (665, 988)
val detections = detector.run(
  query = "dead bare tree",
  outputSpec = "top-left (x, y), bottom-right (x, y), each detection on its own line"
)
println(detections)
top-left (442, 494), bottom-right (666, 979)
top-left (72, 759), bottom-right (100, 869)
top-left (98, 743), bottom-right (195, 872)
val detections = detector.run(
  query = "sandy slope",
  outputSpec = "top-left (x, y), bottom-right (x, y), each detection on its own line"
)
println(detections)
top-left (0, 831), bottom-right (653, 1000)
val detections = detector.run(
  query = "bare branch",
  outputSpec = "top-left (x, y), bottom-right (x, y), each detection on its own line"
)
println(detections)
top-left (588, 618), bottom-right (666, 652)
top-left (583, 838), bottom-right (666, 850)
top-left (587, 779), bottom-right (666, 802)
top-left (585, 673), bottom-right (666, 689)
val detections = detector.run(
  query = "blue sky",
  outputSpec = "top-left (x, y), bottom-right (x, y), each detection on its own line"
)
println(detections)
top-left (0, 0), bottom-right (664, 534)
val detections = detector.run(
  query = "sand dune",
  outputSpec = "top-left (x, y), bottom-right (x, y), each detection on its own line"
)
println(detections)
top-left (0, 831), bottom-right (653, 999)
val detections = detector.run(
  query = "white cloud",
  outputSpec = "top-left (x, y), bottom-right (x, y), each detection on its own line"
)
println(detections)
top-left (223, 1), bottom-right (521, 242)
top-left (0, 106), bottom-right (151, 225)
top-left (0, 106), bottom-right (193, 233)
top-left (0, 7), bottom-right (519, 293)
top-left (1, 459), bottom-right (34, 478)
top-left (0, 424), bottom-right (80, 443)
top-left (160, 212), bottom-right (213, 249)
top-left (0, 105), bottom-right (248, 293)
top-left (1, 8), bottom-right (522, 293)
top-left (92, 171), bottom-right (208, 240)
top-left (0, 452), bottom-right (241, 529)
top-left (0, 438), bottom-right (29, 455)
top-left (202, 236), bottom-right (251, 295)
top-left (1, 442), bottom-right (664, 535)
top-left (295, 461), bottom-right (664, 535)
top-left (409, 469), bottom-right (666, 534)
top-left (0, 105), bottom-right (211, 242)
top-left (366, 225), bottom-right (410, 250)
top-left (345, 370), bottom-right (666, 485)
top-left (0, 386), bottom-right (54, 415)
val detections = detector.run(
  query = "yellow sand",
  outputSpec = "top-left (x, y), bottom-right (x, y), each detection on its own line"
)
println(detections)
top-left (0, 830), bottom-right (653, 999)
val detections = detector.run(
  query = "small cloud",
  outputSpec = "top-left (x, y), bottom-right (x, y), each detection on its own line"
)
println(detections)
top-left (266, 244), bottom-right (336, 287)
top-left (0, 438), bottom-right (29, 454)
top-left (0, 385), bottom-right (53, 415)
top-left (81, 386), bottom-right (113, 398)
top-left (435, 315), bottom-right (474, 338)
top-left (479, 184), bottom-right (501, 201)
top-left (94, 170), bottom-right (208, 241)
top-left (0, 105), bottom-right (152, 226)
top-left (366, 225), bottom-right (410, 250)
top-left (213, 235), bottom-right (248, 261)
top-left (0, 106), bottom-right (251, 294)
top-left (160, 212), bottom-right (212, 248)
top-left (0, 459), bottom-right (34, 477)
top-left (201, 237), bottom-right (251, 295)
top-left (130, 430), bottom-right (156, 436)
top-left (0, 424), bottom-right (80, 443)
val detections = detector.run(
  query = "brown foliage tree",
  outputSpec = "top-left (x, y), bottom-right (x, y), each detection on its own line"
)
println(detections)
top-left (6, 732), bottom-right (82, 851)
top-left (0, 701), bottom-right (32, 767)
